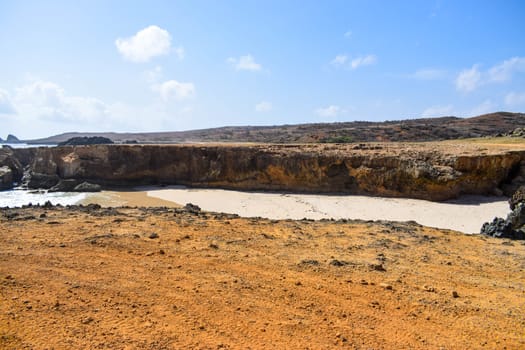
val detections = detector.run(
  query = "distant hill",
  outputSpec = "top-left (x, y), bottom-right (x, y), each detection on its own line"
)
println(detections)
top-left (25, 112), bottom-right (524, 144)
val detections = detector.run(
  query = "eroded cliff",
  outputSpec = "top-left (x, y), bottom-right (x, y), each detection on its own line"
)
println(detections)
top-left (7, 141), bottom-right (525, 201)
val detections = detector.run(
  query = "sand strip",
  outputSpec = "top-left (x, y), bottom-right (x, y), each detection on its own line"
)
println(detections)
top-left (144, 187), bottom-right (508, 234)
top-left (80, 190), bottom-right (180, 208)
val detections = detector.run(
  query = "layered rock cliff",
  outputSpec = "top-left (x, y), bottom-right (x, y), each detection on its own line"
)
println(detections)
top-left (6, 142), bottom-right (525, 201)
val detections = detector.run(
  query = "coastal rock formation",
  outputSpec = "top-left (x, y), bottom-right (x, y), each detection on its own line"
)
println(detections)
top-left (10, 143), bottom-right (525, 201)
top-left (0, 147), bottom-right (23, 190)
top-left (0, 166), bottom-right (13, 190)
top-left (6, 134), bottom-right (21, 143)
top-left (481, 185), bottom-right (525, 239)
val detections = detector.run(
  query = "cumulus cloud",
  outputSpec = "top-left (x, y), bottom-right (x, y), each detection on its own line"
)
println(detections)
top-left (421, 105), bottom-right (454, 118)
top-left (505, 92), bottom-right (525, 107)
top-left (330, 54), bottom-right (376, 69)
top-left (455, 57), bottom-right (525, 93)
top-left (13, 80), bottom-right (108, 122)
top-left (315, 105), bottom-right (341, 118)
top-left (227, 54), bottom-right (262, 71)
top-left (0, 88), bottom-right (15, 114)
top-left (155, 80), bottom-right (195, 101)
top-left (488, 57), bottom-right (525, 82)
top-left (115, 25), bottom-right (172, 63)
top-left (255, 101), bottom-right (272, 112)
top-left (455, 65), bottom-right (482, 92)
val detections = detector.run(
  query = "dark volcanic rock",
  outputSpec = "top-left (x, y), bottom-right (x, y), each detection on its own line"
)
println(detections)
top-left (49, 179), bottom-right (81, 192)
top-left (58, 136), bottom-right (114, 146)
top-left (22, 172), bottom-right (60, 189)
top-left (481, 218), bottom-right (513, 238)
top-left (481, 196), bottom-right (525, 240)
top-left (73, 182), bottom-right (101, 192)
top-left (184, 203), bottom-right (201, 214)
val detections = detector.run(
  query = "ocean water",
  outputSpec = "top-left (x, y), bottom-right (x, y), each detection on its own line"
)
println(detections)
top-left (1, 143), bottom-right (52, 149)
top-left (0, 188), bottom-right (88, 208)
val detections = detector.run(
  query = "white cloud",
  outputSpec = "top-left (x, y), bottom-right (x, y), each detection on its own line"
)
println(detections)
top-left (13, 80), bottom-right (108, 123)
top-left (330, 54), bottom-right (376, 70)
top-left (455, 56), bottom-right (525, 93)
top-left (115, 25), bottom-right (171, 63)
top-left (410, 68), bottom-right (447, 80)
top-left (156, 80), bottom-right (195, 101)
top-left (455, 64), bottom-right (482, 92)
top-left (315, 105), bottom-right (341, 118)
top-left (227, 54), bottom-right (262, 71)
top-left (421, 105), bottom-right (454, 118)
top-left (255, 101), bottom-right (272, 112)
top-left (330, 55), bottom-right (348, 66)
top-left (344, 31), bottom-right (352, 38)
top-left (505, 92), bottom-right (525, 107)
top-left (0, 88), bottom-right (15, 114)
top-left (350, 55), bottom-right (377, 69)
top-left (488, 57), bottom-right (525, 82)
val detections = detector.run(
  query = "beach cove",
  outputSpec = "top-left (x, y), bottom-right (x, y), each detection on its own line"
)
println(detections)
top-left (80, 186), bottom-right (508, 234)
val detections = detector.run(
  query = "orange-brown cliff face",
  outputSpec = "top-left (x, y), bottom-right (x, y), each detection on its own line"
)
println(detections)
top-left (9, 141), bottom-right (525, 201)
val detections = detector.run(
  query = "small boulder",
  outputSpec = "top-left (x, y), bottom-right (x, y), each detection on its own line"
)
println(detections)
top-left (184, 203), bottom-right (201, 214)
top-left (49, 179), bottom-right (81, 192)
top-left (73, 182), bottom-right (101, 192)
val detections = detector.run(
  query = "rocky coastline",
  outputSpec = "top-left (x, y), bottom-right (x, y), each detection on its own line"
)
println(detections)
top-left (1, 142), bottom-right (524, 200)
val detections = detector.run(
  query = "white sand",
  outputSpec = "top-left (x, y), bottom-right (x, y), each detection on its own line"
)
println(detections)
top-left (145, 186), bottom-right (509, 234)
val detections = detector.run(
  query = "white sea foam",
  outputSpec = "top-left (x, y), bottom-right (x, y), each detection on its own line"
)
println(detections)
top-left (2, 143), bottom-right (52, 149)
top-left (0, 189), bottom-right (88, 208)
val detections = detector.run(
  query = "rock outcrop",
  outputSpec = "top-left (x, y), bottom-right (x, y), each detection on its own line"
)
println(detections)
top-left (506, 127), bottom-right (525, 138)
top-left (6, 134), bottom-right (21, 143)
top-left (0, 147), bottom-right (23, 190)
top-left (481, 185), bottom-right (525, 240)
top-left (9, 143), bottom-right (525, 201)
top-left (58, 136), bottom-right (114, 146)
top-left (0, 166), bottom-right (14, 190)
top-left (73, 182), bottom-right (101, 192)
top-left (509, 186), bottom-right (525, 210)
top-left (481, 205), bottom-right (525, 240)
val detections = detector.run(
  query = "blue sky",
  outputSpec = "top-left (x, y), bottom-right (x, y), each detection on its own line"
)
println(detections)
top-left (0, 0), bottom-right (524, 139)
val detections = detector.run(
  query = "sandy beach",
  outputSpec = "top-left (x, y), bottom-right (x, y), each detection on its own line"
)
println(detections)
top-left (122, 187), bottom-right (508, 234)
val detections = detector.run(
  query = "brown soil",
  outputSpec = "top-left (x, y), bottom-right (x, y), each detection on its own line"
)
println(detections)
top-left (1, 206), bottom-right (524, 349)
